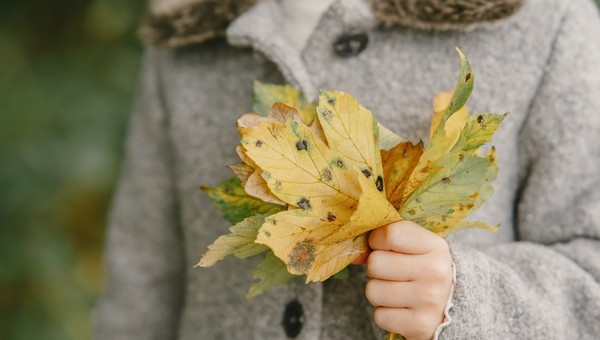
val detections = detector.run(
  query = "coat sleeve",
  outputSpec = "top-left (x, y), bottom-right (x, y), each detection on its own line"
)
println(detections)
top-left (93, 48), bottom-right (184, 340)
top-left (441, 1), bottom-right (600, 338)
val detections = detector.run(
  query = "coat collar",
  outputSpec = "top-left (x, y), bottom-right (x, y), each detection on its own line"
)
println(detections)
top-left (224, 0), bottom-right (377, 100)
top-left (141, 0), bottom-right (525, 48)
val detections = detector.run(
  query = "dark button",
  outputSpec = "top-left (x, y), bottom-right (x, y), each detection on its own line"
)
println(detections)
top-left (282, 299), bottom-right (304, 338)
top-left (333, 28), bottom-right (369, 58)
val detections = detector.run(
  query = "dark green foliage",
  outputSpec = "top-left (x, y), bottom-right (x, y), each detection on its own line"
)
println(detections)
top-left (0, 0), bottom-right (146, 339)
top-left (202, 177), bottom-right (285, 224)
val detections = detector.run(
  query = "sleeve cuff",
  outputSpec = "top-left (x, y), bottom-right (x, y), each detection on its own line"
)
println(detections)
top-left (433, 258), bottom-right (456, 340)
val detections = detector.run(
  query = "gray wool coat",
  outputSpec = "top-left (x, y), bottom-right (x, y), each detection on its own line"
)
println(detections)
top-left (94, 0), bottom-right (600, 339)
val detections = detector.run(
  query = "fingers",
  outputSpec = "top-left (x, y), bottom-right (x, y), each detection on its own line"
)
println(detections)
top-left (366, 250), bottom-right (430, 281)
top-left (366, 249), bottom-right (452, 283)
top-left (373, 307), bottom-right (441, 340)
top-left (366, 221), bottom-right (452, 340)
top-left (366, 278), bottom-right (451, 310)
top-left (365, 280), bottom-right (416, 307)
top-left (369, 221), bottom-right (444, 254)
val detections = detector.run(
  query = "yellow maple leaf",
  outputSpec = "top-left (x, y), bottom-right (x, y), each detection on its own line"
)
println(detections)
top-left (396, 49), bottom-right (506, 234)
top-left (401, 49), bottom-right (474, 202)
top-left (430, 91), bottom-right (469, 143)
top-left (317, 90), bottom-right (385, 193)
top-left (232, 103), bottom-right (308, 206)
top-left (228, 162), bottom-right (253, 186)
top-left (239, 92), bottom-right (399, 282)
top-left (199, 49), bottom-right (506, 295)
top-left (381, 141), bottom-right (424, 210)
top-left (252, 81), bottom-right (317, 125)
top-left (256, 174), bottom-right (398, 282)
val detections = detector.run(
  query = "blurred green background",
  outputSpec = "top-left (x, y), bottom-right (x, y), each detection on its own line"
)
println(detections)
top-left (1, 1), bottom-right (599, 340)
top-left (0, 0), bottom-right (146, 339)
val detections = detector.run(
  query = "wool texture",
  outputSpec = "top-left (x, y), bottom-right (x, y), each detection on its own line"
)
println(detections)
top-left (95, 0), bottom-right (600, 339)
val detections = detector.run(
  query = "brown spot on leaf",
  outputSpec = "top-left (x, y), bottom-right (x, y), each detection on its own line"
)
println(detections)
top-left (274, 180), bottom-right (282, 191)
top-left (297, 197), bottom-right (311, 210)
top-left (465, 72), bottom-right (472, 82)
top-left (478, 115), bottom-right (487, 129)
top-left (255, 140), bottom-right (263, 147)
top-left (407, 209), bottom-right (416, 216)
top-left (376, 176), bottom-right (384, 192)
top-left (361, 169), bottom-right (372, 178)
top-left (327, 98), bottom-right (335, 105)
top-left (488, 147), bottom-right (496, 163)
top-left (327, 212), bottom-right (336, 222)
top-left (296, 140), bottom-right (308, 151)
top-left (442, 177), bottom-right (452, 184)
top-left (458, 153), bottom-right (465, 161)
top-left (321, 110), bottom-right (332, 119)
top-left (322, 168), bottom-right (333, 181)
top-left (289, 242), bottom-right (316, 273)
top-left (264, 231), bottom-right (271, 237)
top-left (333, 159), bottom-right (346, 168)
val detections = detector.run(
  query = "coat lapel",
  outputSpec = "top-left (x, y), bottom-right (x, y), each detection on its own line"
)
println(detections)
top-left (225, 0), bottom-right (317, 99)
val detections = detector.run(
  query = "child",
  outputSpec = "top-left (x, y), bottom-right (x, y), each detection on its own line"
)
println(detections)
top-left (95, 0), bottom-right (600, 339)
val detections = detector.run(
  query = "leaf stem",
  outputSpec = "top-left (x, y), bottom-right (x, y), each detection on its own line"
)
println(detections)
top-left (386, 332), bottom-right (406, 340)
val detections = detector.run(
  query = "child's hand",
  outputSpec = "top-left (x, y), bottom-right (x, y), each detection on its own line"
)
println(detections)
top-left (362, 221), bottom-right (453, 340)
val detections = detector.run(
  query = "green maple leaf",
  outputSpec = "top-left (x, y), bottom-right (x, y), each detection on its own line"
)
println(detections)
top-left (201, 177), bottom-right (284, 224)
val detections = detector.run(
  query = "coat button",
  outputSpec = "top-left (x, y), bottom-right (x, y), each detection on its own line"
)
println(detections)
top-left (333, 28), bottom-right (369, 58)
top-left (281, 299), bottom-right (304, 338)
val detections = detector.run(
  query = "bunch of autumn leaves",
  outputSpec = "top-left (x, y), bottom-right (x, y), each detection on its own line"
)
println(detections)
top-left (198, 50), bottom-right (506, 298)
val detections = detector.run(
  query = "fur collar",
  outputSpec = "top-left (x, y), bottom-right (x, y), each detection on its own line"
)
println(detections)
top-left (141, 0), bottom-right (525, 48)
